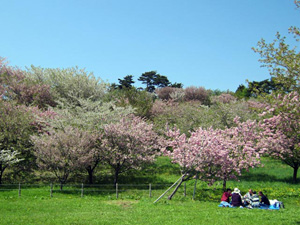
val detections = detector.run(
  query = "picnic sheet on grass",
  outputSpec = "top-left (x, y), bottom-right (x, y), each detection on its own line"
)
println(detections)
top-left (218, 200), bottom-right (282, 210)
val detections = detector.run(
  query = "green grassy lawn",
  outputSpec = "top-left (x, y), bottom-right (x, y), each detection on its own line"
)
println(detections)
top-left (0, 157), bottom-right (299, 225)
top-left (1, 196), bottom-right (300, 225)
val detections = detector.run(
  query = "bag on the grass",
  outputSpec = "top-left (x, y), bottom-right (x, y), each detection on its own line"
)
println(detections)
top-left (270, 199), bottom-right (284, 209)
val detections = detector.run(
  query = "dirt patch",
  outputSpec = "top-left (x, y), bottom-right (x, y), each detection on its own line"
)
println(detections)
top-left (105, 200), bottom-right (138, 209)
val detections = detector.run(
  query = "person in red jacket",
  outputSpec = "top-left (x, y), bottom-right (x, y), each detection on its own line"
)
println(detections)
top-left (220, 189), bottom-right (232, 207)
top-left (221, 188), bottom-right (232, 202)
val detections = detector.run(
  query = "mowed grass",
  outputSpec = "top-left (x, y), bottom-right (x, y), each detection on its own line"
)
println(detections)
top-left (0, 157), bottom-right (300, 225)
top-left (1, 196), bottom-right (300, 225)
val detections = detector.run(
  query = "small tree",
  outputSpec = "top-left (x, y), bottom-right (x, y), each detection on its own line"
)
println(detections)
top-left (221, 118), bottom-right (262, 189)
top-left (100, 115), bottom-right (162, 185)
top-left (258, 92), bottom-right (300, 183)
top-left (0, 149), bottom-right (23, 184)
top-left (0, 101), bottom-right (35, 183)
top-left (163, 119), bottom-right (261, 199)
top-left (31, 126), bottom-right (97, 184)
top-left (155, 87), bottom-right (185, 101)
top-left (118, 75), bottom-right (135, 89)
top-left (107, 88), bottom-right (154, 118)
top-left (183, 86), bottom-right (210, 105)
top-left (252, 26), bottom-right (300, 93)
top-left (138, 71), bottom-right (170, 92)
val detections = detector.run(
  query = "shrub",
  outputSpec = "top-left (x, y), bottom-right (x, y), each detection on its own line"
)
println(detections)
top-left (211, 93), bottom-right (237, 104)
top-left (184, 86), bottom-right (210, 105)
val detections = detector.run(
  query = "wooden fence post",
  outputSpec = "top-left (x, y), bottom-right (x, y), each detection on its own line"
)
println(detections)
top-left (81, 183), bottom-right (84, 198)
top-left (184, 182), bottom-right (186, 197)
top-left (149, 183), bottom-right (152, 198)
top-left (192, 174), bottom-right (199, 200)
top-left (18, 183), bottom-right (21, 197)
top-left (116, 183), bottom-right (118, 199)
top-left (50, 183), bottom-right (53, 198)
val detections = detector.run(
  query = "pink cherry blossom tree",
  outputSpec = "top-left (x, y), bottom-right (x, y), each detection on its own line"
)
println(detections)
top-left (164, 127), bottom-right (230, 199)
top-left (258, 91), bottom-right (300, 183)
top-left (163, 119), bottom-right (261, 199)
top-left (31, 126), bottom-right (97, 185)
top-left (100, 115), bottom-right (162, 185)
top-left (221, 118), bottom-right (262, 189)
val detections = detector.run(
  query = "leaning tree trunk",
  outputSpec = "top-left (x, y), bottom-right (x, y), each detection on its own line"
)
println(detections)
top-left (168, 178), bottom-right (184, 200)
top-left (167, 173), bottom-right (190, 200)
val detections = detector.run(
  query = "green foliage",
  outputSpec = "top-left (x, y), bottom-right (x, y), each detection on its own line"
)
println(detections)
top-left (235, 79), bottom-right (288, 99)
top-left (0, 101), bottom-right (36, 183)
top-left (25, 65), bottom-right (108, 105)
top-left (151, 99), bottom-right (256, 135)
top-left (49, 99), bottom-right (134, 131)
top-left (170, 82), bottom-right (183, 88)
top-left (235, 84), bottom-right (250, 99)
top-left (252, 27), bottom-right (300, 93)
top-left (106, 87), bottom-right (154, 118)
top-left (207, 100), bottom-right (258, 129)
top-left (138, 71), bottom-right (170, 92)
top-left (151, 101), bottom-right (204, 135)
top-left (118, 75), bottom-right (135, 89)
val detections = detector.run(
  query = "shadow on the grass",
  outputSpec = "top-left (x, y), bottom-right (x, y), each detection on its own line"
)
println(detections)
top-left (240, 172), bottom-right (296, 184)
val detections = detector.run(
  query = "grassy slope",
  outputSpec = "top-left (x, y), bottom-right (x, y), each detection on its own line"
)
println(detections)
top-left (0, 157), bottom-right (300, 225)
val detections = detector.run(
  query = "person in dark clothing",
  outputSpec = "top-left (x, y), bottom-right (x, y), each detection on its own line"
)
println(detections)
top-left (259, 191), bottom-right (270, 206)
top-left (231, 188), bottom-right (243, 207)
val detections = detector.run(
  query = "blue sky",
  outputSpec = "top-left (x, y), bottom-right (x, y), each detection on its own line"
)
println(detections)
top-left (1, 0), bottom-right (299, 91)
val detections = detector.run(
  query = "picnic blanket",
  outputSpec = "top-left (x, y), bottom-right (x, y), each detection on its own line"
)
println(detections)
top-left (218, 200), bottom-right (283, 210)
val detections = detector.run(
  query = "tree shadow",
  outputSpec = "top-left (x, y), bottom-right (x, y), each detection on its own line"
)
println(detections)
top-left (239, 172), bottom-right (296, 184)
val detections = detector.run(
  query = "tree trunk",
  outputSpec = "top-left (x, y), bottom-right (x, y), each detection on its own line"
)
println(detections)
top-left (114, 164), bottom-right (120, 187)
top-left (0, 164), bottom-right (7, 185)
top-left (168, 178), bottom-right (184, 200)
top-left (192, 174), bottom-right (199, 200)
top-left (293, 166), bottom-right (298, 184)
top-left (223, 178), bottom-right (227, 191)
top-left (0, 170), bottom-right (3, 185)
top-left (86, 166), bottom-right (94, 184)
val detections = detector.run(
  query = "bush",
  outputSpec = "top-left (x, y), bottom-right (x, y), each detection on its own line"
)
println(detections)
top-left (211, 93), bottom-right (237, 104)
top-left (184, 86), bottom-right (210, 105)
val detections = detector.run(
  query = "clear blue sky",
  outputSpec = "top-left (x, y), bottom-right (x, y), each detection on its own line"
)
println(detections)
top-left (1, 0), bottom-right (299, 91)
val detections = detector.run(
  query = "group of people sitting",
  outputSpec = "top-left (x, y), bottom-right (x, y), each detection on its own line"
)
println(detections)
top-left (220, 188), bottom-right (270, 208)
